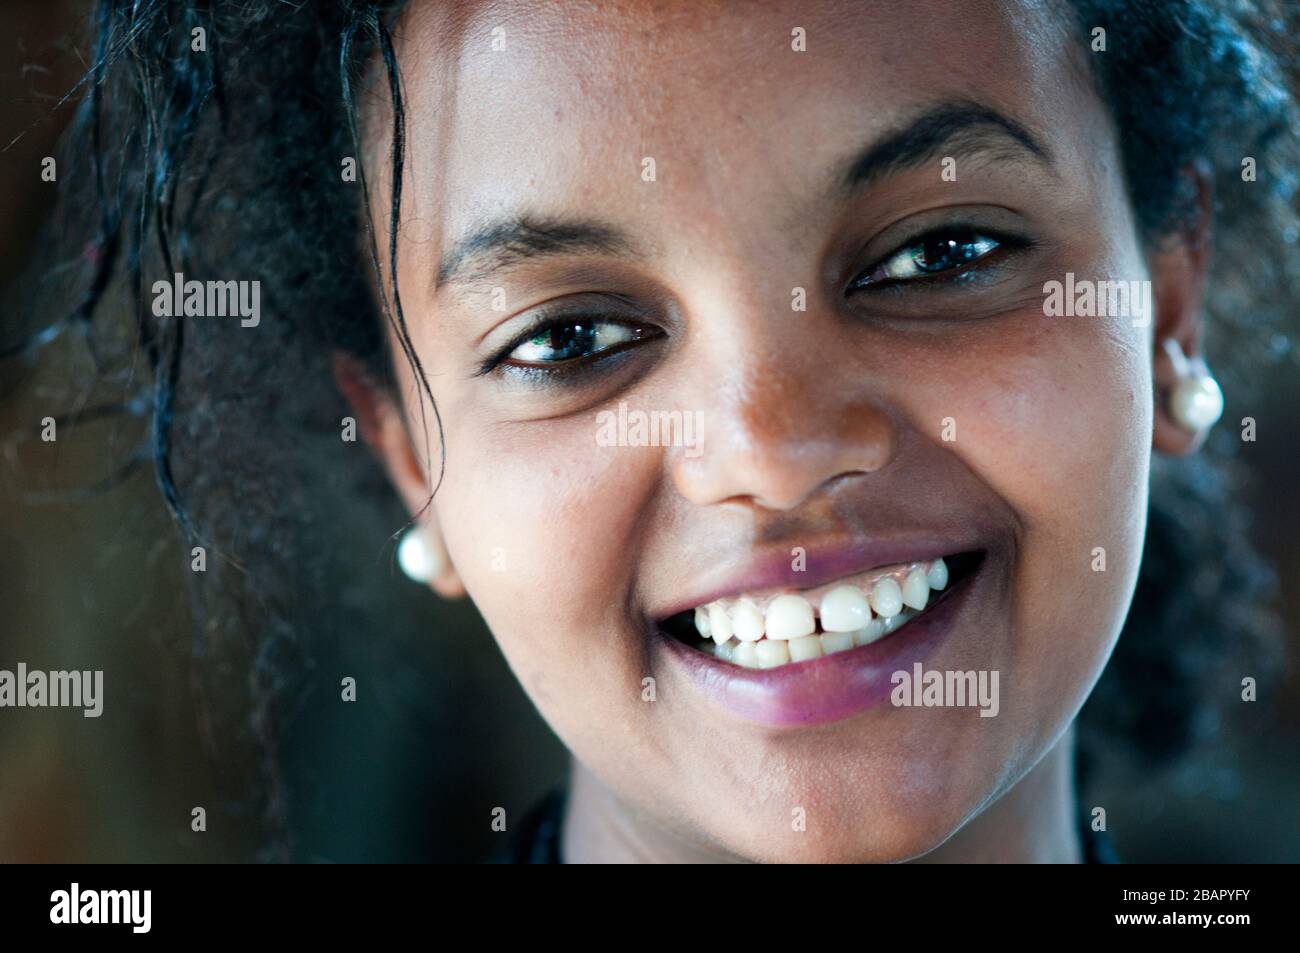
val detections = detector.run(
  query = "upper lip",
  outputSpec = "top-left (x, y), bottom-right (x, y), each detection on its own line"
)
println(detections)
top-left (649, 533), bottom-right (984, 622)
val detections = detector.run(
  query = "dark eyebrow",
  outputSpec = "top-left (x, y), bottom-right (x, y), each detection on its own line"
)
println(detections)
top-left (837, 99), bottom-right (1051, 194)
top-left (437, 102), bottom-right (1045, 289)
top-left (436, 216), bottom-right (637, 289)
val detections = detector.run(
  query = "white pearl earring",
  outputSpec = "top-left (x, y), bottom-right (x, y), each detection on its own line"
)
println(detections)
top-left (397, 526), bottom-right (441, 583)
top-left (1162, 338), bottom-right (1224, 433)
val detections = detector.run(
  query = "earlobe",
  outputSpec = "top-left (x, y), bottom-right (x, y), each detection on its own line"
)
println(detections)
top-left (396, 523), bottom-right (467, 599)
top-left (1149, 167), bottom-right (1220, 457)
top-left (1153, 337), bottom-right (1225, 456)
top-left (332, 351), bottom-right (467, 600)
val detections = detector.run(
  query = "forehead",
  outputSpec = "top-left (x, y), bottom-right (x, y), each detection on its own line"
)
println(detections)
top-left (391, 0), bottom-right (1087, 267)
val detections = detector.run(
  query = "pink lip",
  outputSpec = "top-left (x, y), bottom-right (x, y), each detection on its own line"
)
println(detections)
top-left (656, 560), bottom-right (982, 727)
top-left (652, 536), bottom-right (978, 621)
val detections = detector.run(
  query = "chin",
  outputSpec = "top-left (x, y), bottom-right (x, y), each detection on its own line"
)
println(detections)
top-left (684, 787), bottom-right (977, 864)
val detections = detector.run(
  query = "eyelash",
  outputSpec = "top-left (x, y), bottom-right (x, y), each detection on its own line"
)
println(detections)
top-left (479, 226), bottom-right (1029, 380)
top-left (847, 225), bottom-right (1028, 292)
top-left (476, 313), bottom-right (661, 378)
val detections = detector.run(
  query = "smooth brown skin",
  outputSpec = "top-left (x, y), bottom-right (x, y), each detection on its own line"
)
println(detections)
top-left (336, 0), bottom-right (1212, 862)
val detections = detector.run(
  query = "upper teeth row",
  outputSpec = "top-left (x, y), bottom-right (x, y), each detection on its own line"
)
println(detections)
top-left (693, 558), bottom-right (949, 645)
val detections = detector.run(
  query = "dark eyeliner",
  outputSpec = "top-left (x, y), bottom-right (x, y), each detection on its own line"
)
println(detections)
top-left (475, 312), bottom-right (662, 380)
top-left (848, 224), bottom-right (1034, 292)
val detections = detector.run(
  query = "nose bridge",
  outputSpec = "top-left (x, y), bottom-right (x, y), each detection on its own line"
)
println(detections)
top-left (671, 301), bottom-right (898, 510)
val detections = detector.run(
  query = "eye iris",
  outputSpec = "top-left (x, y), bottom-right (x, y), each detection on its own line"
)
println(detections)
top-left (532, 322), bottom-right (597, 361)
top-left (913, 233), bottom-right (983, 273)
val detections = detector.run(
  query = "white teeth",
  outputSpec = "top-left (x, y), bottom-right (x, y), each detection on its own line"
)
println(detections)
top-left (927, 557), bottom-right (949, 590)
top-left (733, 641), bottom-right (760, 669)
top-left (868, 577), bottom-right (903, 618)
top-left (686, 555), bottom-right (958, 669)
top-left (901, 567), bottom-right (930, 611)
top-left (708, 604), bottom-right (733, 645)
top-left (697, 608), bottom-right (919, 668)
top-left (853, 618), bottom-right (887, 646)
top-left (730, 599), bottom-right (765, 642)
top-left (754, 639), bottom-right (791, 668)
top-left (764, 594), bottom-right (815, 640)
top-left (788, 635), bottom-right (824, 662)
top-left (820, 630), bottom-right (855, 655)
top-left (819, 585), bottom-right (873, 633)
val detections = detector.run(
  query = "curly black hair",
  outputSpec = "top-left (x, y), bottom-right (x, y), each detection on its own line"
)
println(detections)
top-left (4, 0), bottom-right (1295, 858)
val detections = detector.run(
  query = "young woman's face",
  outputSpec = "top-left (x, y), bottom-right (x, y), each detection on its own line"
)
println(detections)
top-left (370, 0), bottom-right (1172, 861)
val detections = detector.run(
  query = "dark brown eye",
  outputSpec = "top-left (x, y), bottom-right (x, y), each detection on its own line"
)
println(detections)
top-left (505, 319), bottom-right (654, 366)
top-left (851, 230), bottom-right (1001, 288)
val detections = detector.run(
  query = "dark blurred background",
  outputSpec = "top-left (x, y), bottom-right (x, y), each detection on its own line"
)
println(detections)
top-left (1, 1), bottom-right (1295, 862)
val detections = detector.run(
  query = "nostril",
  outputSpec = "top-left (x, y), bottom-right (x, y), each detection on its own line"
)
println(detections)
top-left (669, 397), bottom-right (897, 509)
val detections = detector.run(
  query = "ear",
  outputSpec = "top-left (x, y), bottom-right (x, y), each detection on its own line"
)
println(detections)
top-left (1150, 166), bottom-right (1214, 457)
top-left (332, 352), bottom-right (466, 599)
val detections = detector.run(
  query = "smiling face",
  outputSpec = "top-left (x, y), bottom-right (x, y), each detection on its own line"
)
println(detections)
top-left (353, 0), bottom-right (1204, 862)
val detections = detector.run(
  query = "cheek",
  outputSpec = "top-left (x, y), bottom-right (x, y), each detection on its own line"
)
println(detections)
top-left (433, 414), bottom-right (662, 707)
top-left (925, 314), bottom-right (1151, 714)
top-left (944, 318), bottom-right (1150, 524)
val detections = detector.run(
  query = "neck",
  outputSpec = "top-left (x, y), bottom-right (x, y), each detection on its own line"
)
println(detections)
top-left (562, 729), bottom-right (1083, 864)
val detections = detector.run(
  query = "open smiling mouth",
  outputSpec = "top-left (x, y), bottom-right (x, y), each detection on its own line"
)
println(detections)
top-left (659, 551), bottom-right (983, 671)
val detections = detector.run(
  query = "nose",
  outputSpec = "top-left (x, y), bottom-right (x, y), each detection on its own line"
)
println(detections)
top-left (671, 349), bottom-right (898, 511)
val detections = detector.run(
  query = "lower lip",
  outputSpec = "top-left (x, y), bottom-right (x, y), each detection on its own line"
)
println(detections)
top-left (656, 565), bottom-right (981, 728)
